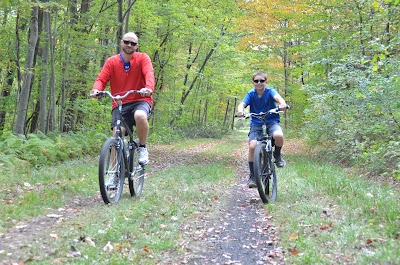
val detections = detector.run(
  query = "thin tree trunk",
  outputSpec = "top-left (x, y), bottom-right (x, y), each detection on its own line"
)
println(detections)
top-left (223, 99), bottom-right (230, 127)
top-left (124, 0), bottom-right (131, 33)
top-left (230, 97), bottom-right (237, 130)
top-left (0, 62), bottom-right (14, 131)
top-left (116, 0), bottom-right (123, 53)
top-left (12, 8), bottom-right (23, 131)
top-left (39, 4), bottom-right (50, 133)
top-left (15, 4), bottom-right (39, 135)
top-left (48, 8), bottom-right (56, 131)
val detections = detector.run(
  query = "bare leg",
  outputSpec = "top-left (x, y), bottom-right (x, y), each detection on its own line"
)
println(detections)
top-left (248, 139), bottom-right (257, 162)
top-left (272, 129), bottom-right (284, 148)
top-left (272, 129), bottom-right (286, 167)
top-left (134, 110), bottom-right (149, 145)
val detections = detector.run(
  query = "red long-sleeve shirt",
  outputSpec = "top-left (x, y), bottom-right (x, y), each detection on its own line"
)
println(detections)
top-left (93, 52), bottom-right (155, 109)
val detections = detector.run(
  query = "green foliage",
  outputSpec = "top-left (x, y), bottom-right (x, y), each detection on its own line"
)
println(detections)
top-left (292, 1), bottom-right (400, 178)
top-left (150, 123), bottom-right (230, 144)
top-left (177, 123), bottom-right (230, 139)
top-left (302, 55), bottom-right (400, 177)
top-left (149, 125), bottom-right (184, 144)
top-left (0, 130), bottom-right (107, 169)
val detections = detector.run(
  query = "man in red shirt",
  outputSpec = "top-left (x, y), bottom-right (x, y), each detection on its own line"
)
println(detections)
top-left (91, 32), bottom-right (155, 165)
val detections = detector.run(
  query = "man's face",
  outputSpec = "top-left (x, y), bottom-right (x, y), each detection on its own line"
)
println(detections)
top-left (121, 36), bottom-right (138, 55)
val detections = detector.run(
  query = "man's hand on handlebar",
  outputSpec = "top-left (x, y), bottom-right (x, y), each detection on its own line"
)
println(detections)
top-left (278, 104), bottom-right (290, 111)
top-left (236, 111), bottom-right (244, 118)
top-left (139, 88), bottom-right (152, 97)
top-left (90, 89), bottom-right (102, 98)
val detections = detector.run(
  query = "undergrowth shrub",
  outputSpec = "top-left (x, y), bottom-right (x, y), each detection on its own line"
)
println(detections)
top-left (178, 123), bottom-right (229, 139)
top-left (0, 130), bottom-right (108, 170)
top-left (149, 125), bottom-right (183, 144)
top-left (150, 123), bottom-right (229, 143)
top-left (302, 56), bottom-right (400, 178)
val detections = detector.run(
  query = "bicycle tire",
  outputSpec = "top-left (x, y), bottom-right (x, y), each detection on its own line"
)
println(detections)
top-left (128, 141), bottom-right (145, 197)
top-left (254, 143), bottom-right (277, 203)
top-left (267, 162), bottom-right (278, 203)
top-left (99, 138), bottom-right (125, 204)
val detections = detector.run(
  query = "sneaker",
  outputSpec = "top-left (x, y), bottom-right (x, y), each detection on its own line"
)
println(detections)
top-left (248, 175), bottom-right (257, 188)
top-left (274, 153), bottom-right (286, 168)
top-left (106, 173), bottom-right (118, 190)
top-left (138, 147), bottom-right (149, 165)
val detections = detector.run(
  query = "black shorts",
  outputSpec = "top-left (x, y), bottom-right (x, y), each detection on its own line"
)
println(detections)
top-left (111, 101), bottom-right (151, 131)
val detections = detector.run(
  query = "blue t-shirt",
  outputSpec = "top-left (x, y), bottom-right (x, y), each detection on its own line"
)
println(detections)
top-left (120, 53), bottom-right (131, 72)
top-left (242, 87), bottom-right (279, 126)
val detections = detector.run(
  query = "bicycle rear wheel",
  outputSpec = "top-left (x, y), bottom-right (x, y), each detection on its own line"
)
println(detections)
top-left (99, 138), bottom-right (125, 204)
top-left (254, 143), bottom-right (277, 203)
top-left (128, 142), bottom-right (145, 197)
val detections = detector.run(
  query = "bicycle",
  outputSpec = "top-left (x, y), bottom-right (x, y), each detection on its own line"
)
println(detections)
top-left (239, 106), bottom-right (289, 204)
top-left (90, 90), bottom-right (146, 204)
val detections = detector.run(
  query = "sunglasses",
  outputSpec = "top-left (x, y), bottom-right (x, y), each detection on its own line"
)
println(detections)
top-left (123, 40), bottom-right (137, 46)
top-left (253, 79), bottom-right (266, 83)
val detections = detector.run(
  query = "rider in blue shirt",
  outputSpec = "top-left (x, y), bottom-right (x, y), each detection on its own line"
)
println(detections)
top-left (237, 71), bottom-right (288, 188)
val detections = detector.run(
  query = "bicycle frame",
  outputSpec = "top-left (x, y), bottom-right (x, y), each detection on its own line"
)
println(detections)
top-left (241, 106), bottom-right (288, 203)
top-left (114, 97), bottom-right (136, 173)
top-left (91, 90), bottom-right (146, 204)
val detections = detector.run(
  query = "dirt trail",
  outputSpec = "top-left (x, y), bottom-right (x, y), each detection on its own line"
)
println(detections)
top-left (0, 139), bottom-right (302, 264)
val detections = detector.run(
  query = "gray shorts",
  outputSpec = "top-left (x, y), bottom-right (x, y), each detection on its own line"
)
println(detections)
top-left (111, 101), bottom-right (151, 130)
top-left (248, 123), bottom-right (282, 142)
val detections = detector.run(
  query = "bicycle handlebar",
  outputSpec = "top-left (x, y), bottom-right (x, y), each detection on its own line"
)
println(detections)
top-left (236, 105), bottom-right (290, 119)
top-left (89, 90), bottom-right (152, 100)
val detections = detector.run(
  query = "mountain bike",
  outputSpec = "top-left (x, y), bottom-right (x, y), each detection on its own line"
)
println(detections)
top-left (240, 106), bottom-right (289, 204)
top-left (90, 90), bottom-right (146, 204)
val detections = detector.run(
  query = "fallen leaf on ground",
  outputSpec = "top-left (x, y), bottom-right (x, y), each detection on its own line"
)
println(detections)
top-left (82, 236), bottom-right (96, 247)
top-left (46, 214), bottom-right (63, 218)
top-left (103, 241), bottom-right (113, 252)
top-left (50, 233), bottom-right (60, 240)
top-left (68, 246), bottom-right (81, 257)
top-left (143, 245), bottom-right (151, 253)
top-left (288, 245), bottom-right (299, 255)
top-left (289, 232), bottom-right (298, 240)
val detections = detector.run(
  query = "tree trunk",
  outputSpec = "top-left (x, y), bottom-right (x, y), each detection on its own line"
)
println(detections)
top-left (0, 62), bottom-right (14, 131)
top-left (124, 0), bottom-right (131, 33)
top-left (39, 3), bottom-right (50, 133)
top-left (230, 97), bottom-right (237, 130)
top-left (223, 99), bottom-right (230, 127)
top-left (12, 7), bottom-right (23, 131)
top-left (48, 8), bottom-right (56, 131)
top-left (116, 0), bottom-right (123, 53)
top-left (15, 4), bottom-right (39, 135)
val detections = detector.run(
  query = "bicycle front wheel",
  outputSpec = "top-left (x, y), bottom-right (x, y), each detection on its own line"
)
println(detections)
top-left (254, 143), bottom-right (277, 203)
top-left (128, 143), bottom-right (145, 197)
top-left (99, 138), bottom-right (125, 204)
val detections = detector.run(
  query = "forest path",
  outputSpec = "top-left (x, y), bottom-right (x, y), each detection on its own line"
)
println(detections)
top-left (0, 138), bottom-right (304, 264)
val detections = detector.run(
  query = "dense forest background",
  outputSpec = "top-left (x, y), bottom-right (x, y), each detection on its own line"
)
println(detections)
top-left (0, 0), bottom-right (399, 178)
